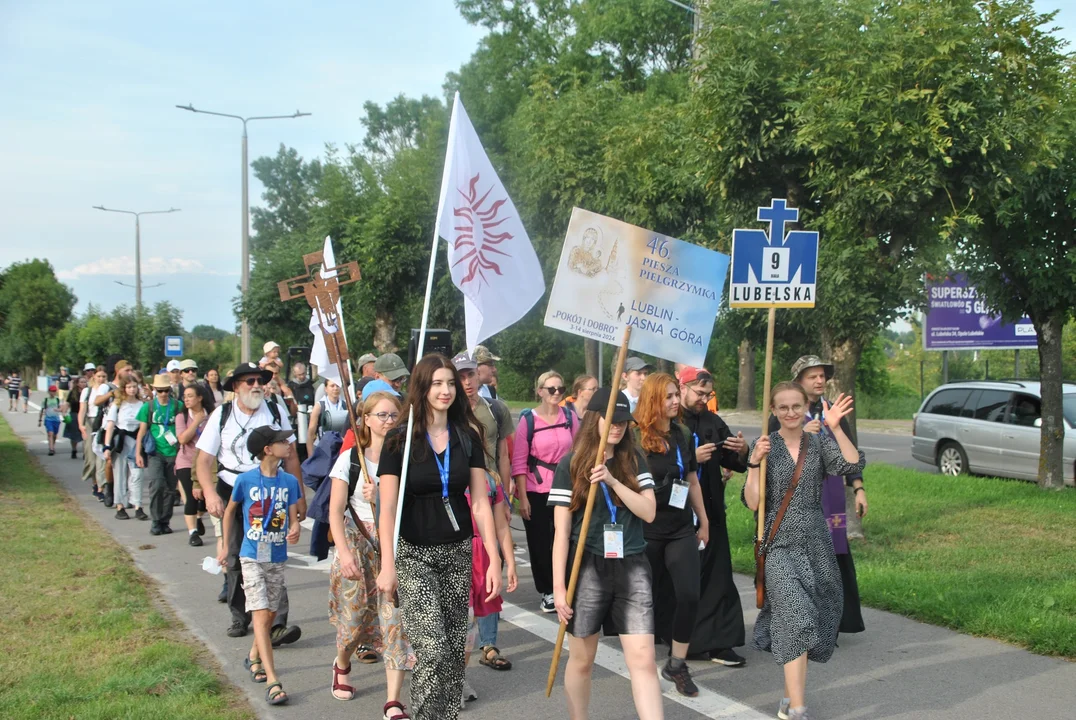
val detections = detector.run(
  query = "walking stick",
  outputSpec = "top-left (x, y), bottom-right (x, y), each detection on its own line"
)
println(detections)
top-left (754, 307), bottom-right (777, 609)
top-left (545, 326), bottom-right (632, 697)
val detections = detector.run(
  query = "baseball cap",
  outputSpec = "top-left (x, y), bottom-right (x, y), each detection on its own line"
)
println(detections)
top-left (178, 359), bottom-right (198, 371)
top-left (473, 345), bottom-right (500, 365)
top-left (166, 360), bottom-right (181, 372)
top-left (361, 378), bottom-right (401, 400)
top-left (263, 341), bottom-right (281, 354)
top-left (374, 353), bottom-right (409, 381)
top-left (623, 357), bottom-right (655, 374)
top-left (356, 353), bottom-right (377, 368)
top-left (790, 355), bottom-right (834, 381)
top-left (48, 385), bottom-right (57, 392)
top-left (83, 362), bottom-right (96, 372)
top-left (451, 352), bottom-right (478, 372)
top-left (246, 426), bottom-right (293, 458)
top-left (679, 367), bottom-right (713, 386)
top-left (587, 387), bottom-right (635, 424)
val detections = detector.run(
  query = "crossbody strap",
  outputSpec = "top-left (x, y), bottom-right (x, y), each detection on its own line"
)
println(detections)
top-left (765, 432), bottom-right (807, 548)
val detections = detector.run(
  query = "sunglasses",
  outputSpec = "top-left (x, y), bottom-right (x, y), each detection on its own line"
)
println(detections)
top-left (543, 386), bottom-right (566, 395)
top-left (183, 368), bottom-right (197, 373)
top-left (155, 387), bottom-right (172, 393)
top-left (242, 377), bottom-right (266, 387)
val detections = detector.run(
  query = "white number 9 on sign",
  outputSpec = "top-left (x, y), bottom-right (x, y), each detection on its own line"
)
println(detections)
top-left (763, 248), bottom-right (790, 282)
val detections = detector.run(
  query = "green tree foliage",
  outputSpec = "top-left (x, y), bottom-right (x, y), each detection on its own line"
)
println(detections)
top-left (0, 259), bottom-right (76, 371)
top-left (48, 303), bottom-right (184, 374)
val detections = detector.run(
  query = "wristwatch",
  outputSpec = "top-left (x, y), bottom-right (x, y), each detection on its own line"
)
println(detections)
top-left (747, 461), bottom-right (761, 469)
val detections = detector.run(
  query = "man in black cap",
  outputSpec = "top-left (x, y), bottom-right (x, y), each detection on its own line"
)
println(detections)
top-left (196, 362), bottom-right (305, 644)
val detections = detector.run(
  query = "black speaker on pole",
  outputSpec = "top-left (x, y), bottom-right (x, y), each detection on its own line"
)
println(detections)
top-left (407, 329), bottom-right (453, 371)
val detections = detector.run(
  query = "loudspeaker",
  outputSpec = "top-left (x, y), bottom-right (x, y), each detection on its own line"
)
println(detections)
top-left (407, 329), bottom-right (452, 371)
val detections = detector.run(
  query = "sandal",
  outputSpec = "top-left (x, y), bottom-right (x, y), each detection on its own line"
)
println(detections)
top-left (383, 700), bottom-right (410, 719)
top-left (266, 681), bottom-right (288, 706)
top-left (479, 644), bottom-right (513, 671)
top-left (356, 646), bottom-right (379, 664)
top-left (331, 659), bottom-right (355, 701)
top-left (244, 656), bottom-right (267, 683)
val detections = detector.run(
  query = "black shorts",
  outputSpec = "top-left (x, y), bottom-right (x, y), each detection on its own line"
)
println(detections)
top-left (8, 390), bottom-right (18, 399)
top-left (568, 551), bottom-right (653, 638)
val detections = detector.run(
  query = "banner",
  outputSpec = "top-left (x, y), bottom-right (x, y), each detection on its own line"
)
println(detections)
top-left (924, 274), bottom-right (1037, 351)
top-left (544, 208), bottom-right (729, 367)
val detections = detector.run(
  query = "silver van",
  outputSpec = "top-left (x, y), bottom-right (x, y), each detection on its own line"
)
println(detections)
top-left (911, 380), bottom-right (1076, 483)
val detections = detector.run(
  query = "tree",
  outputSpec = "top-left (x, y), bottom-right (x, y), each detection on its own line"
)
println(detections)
top-left (0, 259), bottom-right (76, 371)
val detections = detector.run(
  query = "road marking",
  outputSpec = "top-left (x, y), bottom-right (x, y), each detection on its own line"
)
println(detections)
top-left (500, 601), bottom-right (769, 720)
top-left (860, 446), bottom-right (895, 453)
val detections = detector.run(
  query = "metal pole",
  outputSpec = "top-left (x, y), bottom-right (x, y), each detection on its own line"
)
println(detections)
top-left (942, 350), bottom-right (949, 384)
top-left (920, 359), bottom-right (925, 399)
top-left (134, 215), bottom-right (142, 311)
top-left (1014, 349), bottom-right (1020, 379)
top-left (241, 124), bottom-right (251, 362)
top-left (598, 342), bottom-right (604, 387)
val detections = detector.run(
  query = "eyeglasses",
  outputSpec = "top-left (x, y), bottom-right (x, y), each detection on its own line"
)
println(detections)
top-left (543, 386), bottom-right (566, 395)
top-left (690, 388), bottom-right (716, 400)
top-left (183, 368), bottom-right (197, 373)
top-left (368, 412), bottom-right (400, 423)
top-left (775, 404), bottom-right (805, 416)
top-left (242, 377), bottom-right (266, 387)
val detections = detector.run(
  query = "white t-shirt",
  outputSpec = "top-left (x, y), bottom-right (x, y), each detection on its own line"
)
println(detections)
top-left (624, 389), bottom-right (640, 414)
top-left (329, 449), bottom-right (379, 524)
top-left (196, 400), bottom-right (295, 486)
top-left (87, 384), bottom-right (111, 419)
top-left (107, 401), bottom-right (144, 432)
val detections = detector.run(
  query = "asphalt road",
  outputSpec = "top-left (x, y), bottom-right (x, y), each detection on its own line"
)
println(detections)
top-left (10, 406), bottom-right (1074, 720)
top-left (724, 424), bottom-right (937, 474)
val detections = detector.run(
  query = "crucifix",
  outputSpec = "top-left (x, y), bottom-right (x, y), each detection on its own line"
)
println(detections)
top-left (278, 251), bottom-right (361, 369)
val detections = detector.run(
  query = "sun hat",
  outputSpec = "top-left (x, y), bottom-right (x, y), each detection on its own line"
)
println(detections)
top-left (790, 355), bottom-right (834, 381)
top-left (222, 362), bottom-right (273, 391)
top-left (83, 362), bottom-right (96, 372)
top-left (263, 341), bottom-right (281, 354)
top-left (473, 345), bottom-right (500, 365)
top-left (151, 375), bottom-right (173, 390)
top-left (179, 359), bottom-right (198, 371)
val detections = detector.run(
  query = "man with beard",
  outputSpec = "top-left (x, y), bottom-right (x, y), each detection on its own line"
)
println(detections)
top-left (677, 367), bottom-right (750, 666)
top-left (196, 363), bottom-right (306, 644)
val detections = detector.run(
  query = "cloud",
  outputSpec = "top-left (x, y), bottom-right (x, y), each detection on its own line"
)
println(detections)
top-left (57, 257), bottom-right (237, 280)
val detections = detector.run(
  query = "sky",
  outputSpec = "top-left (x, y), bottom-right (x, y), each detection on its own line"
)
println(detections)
top-left (1, 1), bottom-right (1073, 333)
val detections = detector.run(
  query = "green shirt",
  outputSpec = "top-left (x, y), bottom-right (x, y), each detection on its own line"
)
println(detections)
top-left (547, 449), bottom-right (655, 558)
top-left (136, 398), bottom-right (184, 458)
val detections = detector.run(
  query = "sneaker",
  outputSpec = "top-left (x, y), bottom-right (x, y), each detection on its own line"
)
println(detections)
top-left (150, 526), bottom-right (163, 536)
top-left (778, 698), bottom-right (791, 720)
top-left (135, 508), bottom-right (149, 521)
top-left (115, 508), bottom-right (130, 520)
top-left (788, 709), bottom-right (814, 720)
top-left (218, 580), bottom-right (228, 604)
top-left (71, 450), bottom-right (77, 459)
top-left (462, 678), bottom-right (478, 703)
top-left (160, 525), bottom-right (173, 535)
top-left (270, 625), bottom-right (302, 647)
top-left (227, 621), bottom-right (248, 638)
top-left (189, 533), bottom-right (203, 547)
top-left (48, 449), bottom-right (55, 456)
top-left (661, 660), bottom-right (699, 698)
top-left (196, 517), bottom-right (206, 536)
top-left (710, 648), bottom-right (746, 667)
top-left (540, 593), bottom-right (556, 613)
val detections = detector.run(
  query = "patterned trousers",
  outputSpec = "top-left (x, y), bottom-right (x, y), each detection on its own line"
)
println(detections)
top-left (397, 536), bottom-right (472, 720)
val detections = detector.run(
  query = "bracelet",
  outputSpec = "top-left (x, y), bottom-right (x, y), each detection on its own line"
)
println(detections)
top-left (854, 486), bottom-right (865, 494)
top-left (747, 461), bottom-right (761, 469)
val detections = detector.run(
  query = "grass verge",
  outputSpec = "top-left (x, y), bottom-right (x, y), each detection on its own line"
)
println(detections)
top-left (0, 416), bottom-right (255, 720)
top-left (725, 463), bottom-right (1076, 658)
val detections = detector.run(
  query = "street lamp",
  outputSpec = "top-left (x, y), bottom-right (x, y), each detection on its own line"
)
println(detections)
top-left (176, 103), bottom-right (311, 362)
top-left (92, 205), bottom-right (181, 310)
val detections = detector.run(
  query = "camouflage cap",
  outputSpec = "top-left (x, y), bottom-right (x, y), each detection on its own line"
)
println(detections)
top-left (473, 345), bottom-right (500, 365)
top-left (790, 355), bottom-right (834, 381)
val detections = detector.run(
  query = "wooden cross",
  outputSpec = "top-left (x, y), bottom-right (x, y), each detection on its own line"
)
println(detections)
top-left (277, 251), bottom-right (361, 367)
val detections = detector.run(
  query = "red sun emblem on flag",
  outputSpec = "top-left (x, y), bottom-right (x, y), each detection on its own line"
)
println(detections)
top-left (452, 173), bottom-right (513, 286)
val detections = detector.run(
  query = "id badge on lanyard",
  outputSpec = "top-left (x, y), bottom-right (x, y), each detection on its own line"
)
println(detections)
top-left (429, 430), bottom-right (460, 533)
top-left (601, 483), bottom-right (624, 559)
top-left (668, 443), bottom-right (689, 509)
top-left (256, 475), bottom-right (274, 562)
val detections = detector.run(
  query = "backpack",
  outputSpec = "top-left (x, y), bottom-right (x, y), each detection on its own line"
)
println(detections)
top-left (519, 407), bottom-right (574, 480)
top-left (218, 397), bottom-right (282, 433)
top-left (90, 383), bottom-right (115, 434)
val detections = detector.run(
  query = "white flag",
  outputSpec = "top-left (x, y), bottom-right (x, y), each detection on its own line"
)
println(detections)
top-left (436, 92), bottom-right (545, 351)
top-left (307, 236), bottom-right (351, 394)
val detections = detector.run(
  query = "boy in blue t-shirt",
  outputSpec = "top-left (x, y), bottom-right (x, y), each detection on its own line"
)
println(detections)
top-left (218, 426), bottom-right (301, 706)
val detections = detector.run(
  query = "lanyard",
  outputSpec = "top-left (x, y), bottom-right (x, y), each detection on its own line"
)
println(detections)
top-left (428, 428), bottom-right (451, 498)
top-left (674, 442), bottom-right (684, 480)
top-left (256, 474), bottom-right (275, 527)
top-left (156, 399), bottom-right (172, 429)
top-left (601, 482), bottom-right (617, 524)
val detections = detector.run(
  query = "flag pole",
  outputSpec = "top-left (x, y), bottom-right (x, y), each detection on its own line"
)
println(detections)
top-left (546, 325), bottom-right (631, 697)
top-left (393, 94), bottom-right (459, 555)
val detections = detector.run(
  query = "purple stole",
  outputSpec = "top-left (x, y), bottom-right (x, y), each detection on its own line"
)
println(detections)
top-left (809, 410), bottom-right (850, 555)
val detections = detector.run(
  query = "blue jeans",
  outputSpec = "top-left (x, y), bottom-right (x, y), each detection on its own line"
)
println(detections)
top-left (477, 611), bottom-right (498, 647)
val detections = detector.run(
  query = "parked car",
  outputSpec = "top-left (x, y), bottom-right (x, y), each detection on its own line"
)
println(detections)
top-left (912, 380), bottom-right (1076, 482)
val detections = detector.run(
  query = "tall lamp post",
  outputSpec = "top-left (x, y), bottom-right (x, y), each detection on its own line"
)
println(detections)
top-left (92, 205), bottom-right (181, 310)
top-left (175, 103), bottom-right (311, 362)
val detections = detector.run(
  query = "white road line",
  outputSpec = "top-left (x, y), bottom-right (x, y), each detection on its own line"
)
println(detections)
top-left (859, 446), bottom-right (895, 453)
top-left (500, 601), bottom-right (769, 720)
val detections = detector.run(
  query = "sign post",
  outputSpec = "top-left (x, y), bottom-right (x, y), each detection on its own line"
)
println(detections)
top-left (729, 199), bottom-right (818, 603)
top-left (542, 208), bottom-right (729, 696)
top-left (164, 336), bottom-right (184, 358)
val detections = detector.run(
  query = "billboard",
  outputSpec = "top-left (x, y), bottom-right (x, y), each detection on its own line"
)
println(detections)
top-left (924, 274), bottom-right (1037, 351)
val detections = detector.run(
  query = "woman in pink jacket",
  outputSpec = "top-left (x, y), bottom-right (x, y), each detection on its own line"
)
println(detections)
top-left (512, 370), bottom-right (578, 613)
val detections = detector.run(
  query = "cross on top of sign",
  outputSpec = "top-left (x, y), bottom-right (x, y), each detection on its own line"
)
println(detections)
top-left (757, 199), bottom-right (799, 244)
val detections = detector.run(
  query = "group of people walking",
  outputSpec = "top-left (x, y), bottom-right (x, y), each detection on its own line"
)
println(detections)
top-left (39, 346), bottom-right (867, 720)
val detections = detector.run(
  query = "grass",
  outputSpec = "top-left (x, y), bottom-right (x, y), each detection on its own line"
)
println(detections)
top-left (856, 393), bottom-right (923, 420)
top-left (0, 416), bottom-right (255, 720)
top-left (725, 464), bottom-right (1076, 658)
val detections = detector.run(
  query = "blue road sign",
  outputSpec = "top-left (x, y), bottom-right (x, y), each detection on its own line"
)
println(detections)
top-left (164, 336), bottom-right (184, 357)
top-left (729, 199), bottom-right (818, 308)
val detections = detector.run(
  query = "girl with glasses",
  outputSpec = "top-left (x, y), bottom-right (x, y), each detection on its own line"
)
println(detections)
top-left (744, 382), bottom-right (865, 720)
top-left (327, 389), bottom-right (415, 717)
top-left (512, 370), bottom-right (577, 614)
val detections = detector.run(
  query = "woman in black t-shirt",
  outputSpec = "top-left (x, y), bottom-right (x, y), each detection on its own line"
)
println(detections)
top-left (376, 354), bottom-right (502, 720)
top-left (635, 373), bottom-right (709, 698)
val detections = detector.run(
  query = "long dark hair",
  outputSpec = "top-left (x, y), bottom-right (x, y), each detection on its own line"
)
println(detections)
top-left (388, 353), bottom-right (484, 460)
top-left (182, 382), bottom-right (216, 422)
top-left (567, 410), bottom-right (640, 512)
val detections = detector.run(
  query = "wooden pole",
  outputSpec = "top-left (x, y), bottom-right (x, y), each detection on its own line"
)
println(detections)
top-left (545, 326), bottom-right (632, 698)
top-left (756, 307), bottom-right (777, 543)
